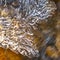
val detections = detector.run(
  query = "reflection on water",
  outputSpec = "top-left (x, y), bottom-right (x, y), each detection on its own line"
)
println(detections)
top-left (0, 47), bottom-right (27, 60)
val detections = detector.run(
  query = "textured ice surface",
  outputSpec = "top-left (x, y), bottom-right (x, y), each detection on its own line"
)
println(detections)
top-left (0, 0), bottom-right (56, 58)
